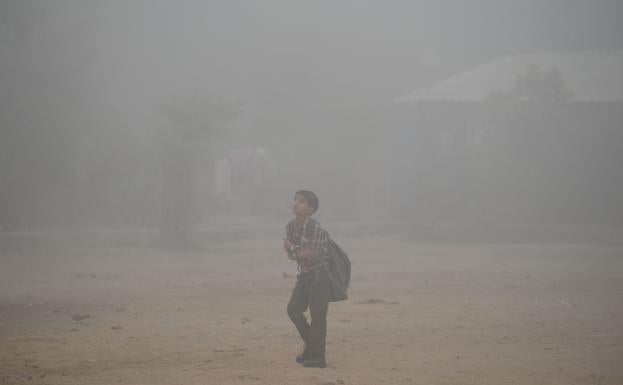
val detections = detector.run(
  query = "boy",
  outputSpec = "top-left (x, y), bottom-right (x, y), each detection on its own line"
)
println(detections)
top-left (284, 190), bottom-right (333, 368)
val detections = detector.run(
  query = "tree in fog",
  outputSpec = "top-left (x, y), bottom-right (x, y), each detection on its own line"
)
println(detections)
top-left (513, 65), bottom-right (573, 102)
top-left (158, 89), bottom-right (240, 248)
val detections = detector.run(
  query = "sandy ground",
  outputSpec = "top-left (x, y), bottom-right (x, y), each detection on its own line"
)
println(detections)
top-left (1, 231), bottom-right (622, 385)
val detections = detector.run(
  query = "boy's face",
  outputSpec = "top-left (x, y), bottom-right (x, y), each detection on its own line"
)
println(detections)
top-left (291, 193), bottom-right (315, 217)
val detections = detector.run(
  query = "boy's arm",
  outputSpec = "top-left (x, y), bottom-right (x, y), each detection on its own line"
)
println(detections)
top-left (296, 248), bottom-right (322, 259)
top-left (284, 239), bottom-right (299, 260)
top-left (284, 223), bottom-right (297, 260)
top-left (296, 223), bottom-right (328, 259)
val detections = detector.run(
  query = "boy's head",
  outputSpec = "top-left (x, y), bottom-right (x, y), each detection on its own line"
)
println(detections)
top-left (292, 190), bottom-right (319, 217)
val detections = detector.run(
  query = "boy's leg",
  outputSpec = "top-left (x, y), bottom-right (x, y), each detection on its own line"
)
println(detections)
top-left (305, 269), bottom-right (331, 362)
top-left (287, 273), bottom-right (312, 349)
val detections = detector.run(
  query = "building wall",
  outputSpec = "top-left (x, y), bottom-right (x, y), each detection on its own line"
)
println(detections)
top-left (391, 101), bottom-right (623, 226)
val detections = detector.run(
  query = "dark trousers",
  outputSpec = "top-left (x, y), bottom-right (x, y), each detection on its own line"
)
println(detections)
top-left (287, 268), bottom-right (331, 359)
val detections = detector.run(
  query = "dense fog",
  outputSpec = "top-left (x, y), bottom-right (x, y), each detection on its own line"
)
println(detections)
top-left (3, 4), bottom-right (623, 383)
top-left (2, 0), bottom-right (623, 245)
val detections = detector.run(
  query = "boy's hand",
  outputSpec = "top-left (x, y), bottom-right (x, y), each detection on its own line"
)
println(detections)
top-left (283, 239), bottom-right (293, 253)
top-left (283, 239), bottom-right (300, 261)
top-left (296, 248), bottom-right (321, 260)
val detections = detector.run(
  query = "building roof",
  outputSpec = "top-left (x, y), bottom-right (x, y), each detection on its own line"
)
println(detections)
top-left (395, 50), bottom-right (623, 103)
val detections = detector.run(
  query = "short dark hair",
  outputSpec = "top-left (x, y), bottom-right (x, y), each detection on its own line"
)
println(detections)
top-left (295, 190), bottom-right (319, 213)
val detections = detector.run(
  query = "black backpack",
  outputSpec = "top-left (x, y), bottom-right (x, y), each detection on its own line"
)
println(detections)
top-left (325, 239), bottom-right (351, 302)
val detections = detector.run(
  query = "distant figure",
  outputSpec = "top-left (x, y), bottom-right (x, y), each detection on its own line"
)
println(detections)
top-left (284, 190), bottom-right (350, 368)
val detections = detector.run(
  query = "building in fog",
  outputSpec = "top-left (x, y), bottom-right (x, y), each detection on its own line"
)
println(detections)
top-left (391, 50), bottom-right (623, 227)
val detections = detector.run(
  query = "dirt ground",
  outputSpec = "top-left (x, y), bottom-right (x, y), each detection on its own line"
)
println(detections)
top-left (1, 230), bottom-right (622, 385)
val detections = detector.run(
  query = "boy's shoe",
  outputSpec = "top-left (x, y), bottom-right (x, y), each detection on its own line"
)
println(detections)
top-left (296, 347), bottom-right (309, 363)
top-left (302, 357), bottom-right (326, 368)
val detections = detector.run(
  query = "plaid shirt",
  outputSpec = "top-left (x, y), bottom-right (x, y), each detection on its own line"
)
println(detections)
top-left (286, 217), bottom-right (329, 273)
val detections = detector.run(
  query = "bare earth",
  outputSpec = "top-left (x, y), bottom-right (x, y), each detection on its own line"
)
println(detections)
top-left (1, 232), bottom-right (622, 385)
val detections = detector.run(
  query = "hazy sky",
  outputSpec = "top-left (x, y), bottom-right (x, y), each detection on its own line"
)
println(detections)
top-left (83, 0), bottom-right (623, 104)
top-left (4, 0), bottom-right (623, 115)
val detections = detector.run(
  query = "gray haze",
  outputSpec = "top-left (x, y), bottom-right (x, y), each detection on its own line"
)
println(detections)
top-left (3, 4), bottom-right (623, 383)
top-left (2, 0), bottom-right (623, 244)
